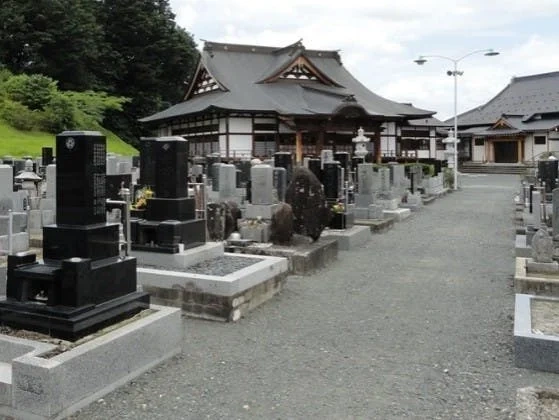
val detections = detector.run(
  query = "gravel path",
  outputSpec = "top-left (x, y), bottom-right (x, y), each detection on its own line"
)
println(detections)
top-left (11, 174), bottom-right (559, 419)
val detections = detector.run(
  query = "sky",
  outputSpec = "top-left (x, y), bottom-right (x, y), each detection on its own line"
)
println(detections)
top-left (169, 0), bottom-right (559, 122)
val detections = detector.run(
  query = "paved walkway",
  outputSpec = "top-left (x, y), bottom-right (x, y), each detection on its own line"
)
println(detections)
top-left (9, 174), bottom-right (559, 419)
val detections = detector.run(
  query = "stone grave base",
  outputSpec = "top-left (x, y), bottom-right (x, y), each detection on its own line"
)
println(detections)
top-left (0, 305), bottom-right (181, 420)
top-left (514, 294), bottom-right (559, 373)
top-left (515, 235), bottom-right (531, 258)
top-left (421, 195), bottom-right (437, 205)
top-left (514, 257), bottom-right (559, 296)
top-left (227, 236), bottom-right (338, 275)
top-left (138, 254), bottom-right (288, 321)
top-left (516, 387), bottom-right (559, 420)
top-left (353, 217), bottom-right (395, 234)
top-left (383, 208), bottom-right (411, 222)
top-left (131, 242), bottom-right (224, 269)
top-left (321, 225), bottom-right (371, 251)
top-left (0, 232), bottom-right (29, 254)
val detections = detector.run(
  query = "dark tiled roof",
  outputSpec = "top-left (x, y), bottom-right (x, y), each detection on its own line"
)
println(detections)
top-left (141, 40), bottom-right (434, 123)
top-left (450, 71), bottom-right (559, 126)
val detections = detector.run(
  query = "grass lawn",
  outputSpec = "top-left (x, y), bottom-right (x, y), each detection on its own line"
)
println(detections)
top-left (0, 121), bottom-right (138, 157)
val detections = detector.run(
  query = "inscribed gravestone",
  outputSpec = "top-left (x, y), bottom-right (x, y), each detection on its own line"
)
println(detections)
top-left (323, 162), bottom-right (340, 201)
top-left (56, 131), bottom-right (106, 225)
top-left (251, 164), bottom-right (274, 205)
top-left (219, 164), bottom-right (237, 200)
top-left (155, 138), bottom-right (188, 199)
top-left (532, 228), bottom-right (554, 263)
top-left (273, 167), bottom-right (287, 202)
top-left (533, 191), bottom-right (542, 228)
top-left (357, 164), bottom-right (375, 195)
top-left (0, 165), bottom-right (13, 197)
top-left (274, 152), bottom-right (293, 184)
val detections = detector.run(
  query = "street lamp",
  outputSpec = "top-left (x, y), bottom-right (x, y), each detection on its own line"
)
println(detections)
top-left (414, 49), bottom-right (499, 190)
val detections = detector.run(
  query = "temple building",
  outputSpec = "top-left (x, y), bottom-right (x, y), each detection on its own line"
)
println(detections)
top-left (140, 40), bottom-right (436, 162)
top-left (453, 71), bottom-right (559, 164)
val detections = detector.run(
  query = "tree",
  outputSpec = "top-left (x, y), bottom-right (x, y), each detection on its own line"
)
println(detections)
top-left (98, 0), bottom-right (199, 145)
top-left (0, 0), bottom-right (104, 91)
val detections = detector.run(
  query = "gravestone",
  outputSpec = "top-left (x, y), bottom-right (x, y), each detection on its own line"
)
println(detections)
top-left (274, 152), bottom-right (293, 184)
top-left (130, 137), bottom-right (206, 253)
top-left (285, 167), bottom-right (331, 241)
top-left (353, 163), bottom-right (383, 219)
top-left (533, 191), bottom-right (542, 228)
top-left (0, 131), bottom-right (149, 340)
top-left (308, 158), bottom-right (322, 182)
top-left (334, 152), bottom-right (350, 180)
top-left (211, 162), bottom-right (221, 192)
top-left (323, 161), bottom-right (340, 201)
top-left (538, 160), bottom-right (558, 193)
top-left (41, 147), bottom-right (54, 166)
top-left (139, 137), bottom-right (157, 187)
top-left (0, 165), bottom-right (12, 197)
top-left (46, 164), bottom-right (56, 199)
top-left (251, 164), bottom-right (274, 205)
top-left (273, 167), bottom-right (287, 202)
top-left (532, 228), bottom-right (554, 263)
top-left (218, 164), bottom-right (237, 200)
top-left (235, 159), bottom-right (252, 185)
top-left (320, 149), bottom-right (334, 169)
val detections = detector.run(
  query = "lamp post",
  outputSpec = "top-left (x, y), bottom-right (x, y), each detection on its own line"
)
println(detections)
top-left (414, 49), bottom-right (499, 190)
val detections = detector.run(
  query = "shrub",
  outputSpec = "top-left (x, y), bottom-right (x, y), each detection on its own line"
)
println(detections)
top-left (4, 74), bottom-right (57, 111)
top-left (40, 93), bottom-right (76, 133)
top-left (0, 99), bottom-right (40, 131)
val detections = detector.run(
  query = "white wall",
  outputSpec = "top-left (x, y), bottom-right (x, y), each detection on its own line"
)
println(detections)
top-left (229, 135), bottom-right (252, 158)
top-left (229, 117), bottom-right (252, 133)
top-left (472, 139), bottom-right (485, 162)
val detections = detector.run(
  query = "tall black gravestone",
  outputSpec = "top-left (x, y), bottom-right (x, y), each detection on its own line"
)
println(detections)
top-left (274, 152), bottom-right (293, 184)
top-left (130, 137), bottom-right (206, 253)
top-left (323, 161), bottom-right (340, 202)
top-left (139, 137), bottom-right (157, 187)
top-left (538, 160), bottom-right (559, 193)
top-left (0, 131), bottom-right (149, 340)
top-left (307, 158), bottom-right (322, 183)
top-left (42, 147), bottom-right (54, 166)
top-left (334, 152), bottom-right (350, 179)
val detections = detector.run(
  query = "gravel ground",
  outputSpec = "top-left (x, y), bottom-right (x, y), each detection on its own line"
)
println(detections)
top-left (139, 255), bottom-right (263, 276)
top-left (6, 174), bottom-right (559, 419)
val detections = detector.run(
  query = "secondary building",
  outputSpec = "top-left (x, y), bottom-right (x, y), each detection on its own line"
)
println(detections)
top-left (454, 71), bottom-right (559, 164)
top-left (140, 40), bottom-right (436, 162)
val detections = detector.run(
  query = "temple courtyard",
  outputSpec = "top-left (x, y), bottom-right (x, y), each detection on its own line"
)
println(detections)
top-left (1, 173), bottom-right (558, 418)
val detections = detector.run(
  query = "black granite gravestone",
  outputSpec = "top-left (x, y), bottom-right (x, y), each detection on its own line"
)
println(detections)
top-left (307, 158), bottom-right (322, 183)
top-left (130, 137), bottom-right (206, 253)
top-left (0, 131), bottom-right (149, 340)
top-left (323, 162), bottom-right (340, 202)
top-left (106, 174), bottom-right (132, 200)
top-left (139, 137), bottom-right (157, 187)
top-left (334, 152), bottom-right (350, 179)
top-left (274, 152), bottom-right (293, 184)
top-left (538, 160), bottom-right (558, 193)
top-left (42, 147), bottom-right (54, 166)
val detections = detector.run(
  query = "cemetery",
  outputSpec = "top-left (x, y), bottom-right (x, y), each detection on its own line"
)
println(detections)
top-left (0, 127), bottom-right (457, 418)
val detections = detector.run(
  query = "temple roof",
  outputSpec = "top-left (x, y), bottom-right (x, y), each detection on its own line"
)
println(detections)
top-left (140, 40), bottom-right (434, 124)
top-left (451, 71), bottom-right (559, 127)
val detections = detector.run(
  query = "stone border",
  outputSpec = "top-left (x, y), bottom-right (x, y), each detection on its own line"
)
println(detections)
top-left (353, 217), bottom-right (395, 234)
top-left (514, 293), bottom-right (559, 373)
top-left (138, 254), bottom-right (289, 321)
top-left (0, 305), bottom-right (181, 420)
top-left (321, 225), bottom-right (371, 251)
top-left (131, 242), bottom-right (224, 269)
top-left (515, 235), bottom-right (531, 258)
top-left (234, 238), bottom-right (338, 275)
top-left (514, 257), bottom-right (559, 296)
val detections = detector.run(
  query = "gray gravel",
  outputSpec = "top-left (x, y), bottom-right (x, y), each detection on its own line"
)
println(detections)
top-left (139, 255), bottom-right (263, 276)
top-left (8, 174), bottom-right (559, 419)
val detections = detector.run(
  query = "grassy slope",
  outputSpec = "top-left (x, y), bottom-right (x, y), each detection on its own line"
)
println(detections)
top-left (0, 120), bottom-right (138, 157)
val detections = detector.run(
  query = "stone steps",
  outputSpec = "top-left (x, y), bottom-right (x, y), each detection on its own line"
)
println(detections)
top-left (460, 163), bottom-right (533, 175)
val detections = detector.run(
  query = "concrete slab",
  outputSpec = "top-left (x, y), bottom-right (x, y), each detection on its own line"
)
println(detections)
top-left (353, 217), bottom-right (395, 234)
top-left (228, 237), bottom-right (338, 275)
top-left (514, 294), bottom-right (559, 373)
top-left (383, 208), bottom-right (411, 222)
top-left (514, 257), bottom-right (559, 296)
top-left (321, 225), bottom-right (371, 251)
top-left (0, 305), bottom-right (181, 420)
top-left (138, 254), bottom-right (289, 321)
top-left (131, 242), bottom-right (224, 269)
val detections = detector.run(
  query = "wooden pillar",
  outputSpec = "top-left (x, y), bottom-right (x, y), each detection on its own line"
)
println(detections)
top-left (317, 130), bottom-right (325, 155)
top-left (517, 139), bottom-right (522, 163)
top-left (295, 130), bottom-right (303, 164)
top-left (374, 128), bottom-right (381, 164)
